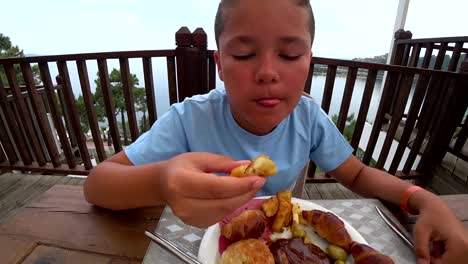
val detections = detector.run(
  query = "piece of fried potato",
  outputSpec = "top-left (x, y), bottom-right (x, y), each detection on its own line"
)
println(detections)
top-left (277, 190), bottom-right (292, 203)
top-left (261, 197), bottom-right (279, 217)
top-left (230, 155), bottom-right (277, 177)
top-left (244, 155), bottom-right (278, 177)
top-left (272, 201), bottom-right (292, 232)
top-left (230, 164), bottom-right (249, 178)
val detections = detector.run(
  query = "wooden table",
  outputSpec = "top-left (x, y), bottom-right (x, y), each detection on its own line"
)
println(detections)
top-left (0, 184), bottom-right (467, 264)
top-left (0, 185), bottom-right (164, 264)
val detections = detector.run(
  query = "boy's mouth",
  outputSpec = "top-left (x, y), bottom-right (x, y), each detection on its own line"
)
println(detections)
top-left (255, 98), bottom-right (281, 107)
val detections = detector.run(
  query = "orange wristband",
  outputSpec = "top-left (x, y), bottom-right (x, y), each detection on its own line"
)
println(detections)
top-left (400, 186), bottom-right (423, 214)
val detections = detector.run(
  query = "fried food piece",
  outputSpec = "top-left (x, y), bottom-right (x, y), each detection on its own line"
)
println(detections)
top-left (261, 196), bottom-right (279, 217)
top-left (220, 239), bottom-right (275, 264)
top-left (350, 242), bottom-right (394, 264)
top-left (290, 202), bottom-right (312, 244)
top-left (221, 210), bottom-right (267, 242)
top-left (272, 201), bottom-right (292, 232)
top-left (302, 210), bottom-right (353, 252)
top-left (230, 164), bottom-right (249, 178)
top-left (269, 238), bottom-right (331, 264)
top-left (277, 190), bottom-right (292, 203)
top-left (230, 155), bottom-right (277, 177)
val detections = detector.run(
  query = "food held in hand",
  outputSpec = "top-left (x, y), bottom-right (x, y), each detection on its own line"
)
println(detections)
top-left (350, 242), bottom-right (394, 264)
top-left (269, 238), bottom-right (331, 264)
top-left (219, 239), bottom-right (275, 264)
top-left (302, 210), bottom-right (353, 252)
top-left (221, 209), bottom-right (267, 241)
top-left (230, 155), bottom-right (278, 177)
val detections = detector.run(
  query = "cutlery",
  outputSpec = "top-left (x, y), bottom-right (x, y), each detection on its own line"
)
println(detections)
top-left (375, 206), bottom-right (414, 249)
top-left (145, 231), bottom-right (202, 264)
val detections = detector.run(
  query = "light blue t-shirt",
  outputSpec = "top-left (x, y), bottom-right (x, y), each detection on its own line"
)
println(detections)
top-left (125, 89), bottom-right (353, 196)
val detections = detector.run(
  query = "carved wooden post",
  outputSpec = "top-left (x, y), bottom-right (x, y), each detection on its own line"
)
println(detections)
top-left (175, 27), bottom-right (209, 102)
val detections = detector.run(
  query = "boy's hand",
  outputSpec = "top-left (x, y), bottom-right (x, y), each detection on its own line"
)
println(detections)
top-left (412, 199), bottom-right (468, 264)
top-left (159, 152), bottom-right (266, 228)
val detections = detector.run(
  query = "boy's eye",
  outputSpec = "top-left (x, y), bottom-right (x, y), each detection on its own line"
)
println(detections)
top-left (232, 54), bottom-right (255, 60)
top-left (280, 54), bottom-right (301, 61)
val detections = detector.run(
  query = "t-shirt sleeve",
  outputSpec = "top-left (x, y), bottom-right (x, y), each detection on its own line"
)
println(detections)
top-left (309, 107), bottom-right (354, 172)
top-left (124, 107), bottom-right (188, 165)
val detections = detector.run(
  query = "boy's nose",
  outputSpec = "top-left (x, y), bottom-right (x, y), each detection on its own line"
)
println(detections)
top-left (255, 57), bottom-right (279, 84)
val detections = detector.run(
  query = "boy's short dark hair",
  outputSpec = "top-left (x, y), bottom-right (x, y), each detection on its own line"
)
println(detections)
top-left (214, 0), bottom-right (315, 48)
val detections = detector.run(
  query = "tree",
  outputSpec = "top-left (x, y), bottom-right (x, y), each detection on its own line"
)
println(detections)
top-left (93, 68), bottom-right (144, 145)
top-left (331, 113), bottom-right (356, 142)
top-left (0, 33), bottom-right (40, 87)
top-left (134, 87), bottom-right (149, 133)
top-left (76, 95), bottom-right (90, 133)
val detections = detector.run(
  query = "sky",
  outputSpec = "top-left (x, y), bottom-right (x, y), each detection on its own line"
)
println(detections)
top-left (2, 0), bottom-right (467, 59)
top-left (1, 0), bottom-right (467, 116)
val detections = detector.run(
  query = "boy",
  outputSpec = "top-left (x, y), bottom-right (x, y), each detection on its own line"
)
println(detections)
top-left (84, 0), bottom-right (468, 263)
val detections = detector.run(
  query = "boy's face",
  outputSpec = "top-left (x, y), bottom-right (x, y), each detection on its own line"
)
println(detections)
top-left (215, 0), bottom-right (312, 135)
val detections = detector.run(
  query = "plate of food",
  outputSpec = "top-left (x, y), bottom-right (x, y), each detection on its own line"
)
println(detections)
top-left (198, 190), bottom-right (395, 263)
top-left (198, 155), bottom-right (394, 264)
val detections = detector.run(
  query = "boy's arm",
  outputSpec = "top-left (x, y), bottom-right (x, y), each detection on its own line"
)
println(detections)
top-left (84, 151), bottom-right (166, 210)
top-left (329, 155), bottom-right (440, 210)
top-left (329, 155), bottom-right (468, 262)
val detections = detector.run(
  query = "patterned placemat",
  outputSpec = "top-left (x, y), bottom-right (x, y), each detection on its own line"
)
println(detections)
top-left (143, 199), bottom-right (416, 264)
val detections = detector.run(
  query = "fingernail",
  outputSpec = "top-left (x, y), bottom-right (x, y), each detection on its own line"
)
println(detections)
top-left (252, 179), bottom-right (265, 189)
top-left (417, 258), bottom-right (428, 264)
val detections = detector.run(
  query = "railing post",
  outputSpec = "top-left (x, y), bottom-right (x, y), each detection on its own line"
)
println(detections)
top-left (386, 29), bottom-right (412, 123)
top-left (175, 27), bottom-right (209, 102)
top-left (389, 29), bottom-right (412, 66)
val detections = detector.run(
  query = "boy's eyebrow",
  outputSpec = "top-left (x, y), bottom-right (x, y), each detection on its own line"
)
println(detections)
top-left (225, 35), bottom-right (309, 47)
top-left (279, 36), bottom-right (308, 45)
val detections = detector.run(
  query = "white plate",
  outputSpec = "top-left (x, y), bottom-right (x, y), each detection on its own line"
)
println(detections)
top-left (198, 197), bottom-right (368, 264)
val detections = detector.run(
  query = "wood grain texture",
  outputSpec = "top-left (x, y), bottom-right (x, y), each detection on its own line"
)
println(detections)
top-left (0, 185), bottom-right (164, 260)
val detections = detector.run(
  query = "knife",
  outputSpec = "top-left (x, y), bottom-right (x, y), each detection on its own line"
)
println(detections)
top-left (375, 206), bottom-right (414, 249)
top-left (145, 231), bottom-right (202, 264)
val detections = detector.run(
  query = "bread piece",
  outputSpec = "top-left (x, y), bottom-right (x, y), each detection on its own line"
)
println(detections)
top-left (219, 239), bottom-right (275, 264)
top-left (302, 210), bottom-right (353, 252)
top-left (350, 242), bottom-right (394, 264)
top-left (221, 210), bottom-right (267, 242)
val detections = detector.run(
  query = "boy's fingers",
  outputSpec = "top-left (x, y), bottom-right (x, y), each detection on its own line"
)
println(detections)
top-left (413, 223), bottom-right (431, 262)
top-left (180, 188), bottom-right (261, 227)
top-left (179, 171), bottom-right (265, 199)
top-left (190, 153), bottom-right (250, 173)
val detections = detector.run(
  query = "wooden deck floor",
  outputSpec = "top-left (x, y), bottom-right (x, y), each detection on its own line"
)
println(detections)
top-left (0, 173), bottom-right (85, 223)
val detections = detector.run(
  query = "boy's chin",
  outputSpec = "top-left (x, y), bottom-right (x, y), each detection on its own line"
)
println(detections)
top-left (248, 119), bottom-right (283, 135)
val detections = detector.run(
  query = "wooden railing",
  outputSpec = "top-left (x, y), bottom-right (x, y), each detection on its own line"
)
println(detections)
top-left (304, 57), bottom-right (468, 182)
top-left (0, 27), bottom-right (215, 175)
top-left (387, 30), bottom-right (468, 163)
top-left (0, 27), bottom-right (467, 185)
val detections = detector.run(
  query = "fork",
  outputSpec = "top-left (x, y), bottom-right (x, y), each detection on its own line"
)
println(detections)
top-left (145, 231), bottom-right (202, 264)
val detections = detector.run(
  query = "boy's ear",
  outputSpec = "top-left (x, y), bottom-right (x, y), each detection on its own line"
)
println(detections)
top-left (214, 51), bottom-right (224, 81)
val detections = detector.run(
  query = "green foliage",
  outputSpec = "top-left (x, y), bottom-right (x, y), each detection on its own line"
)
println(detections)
top-left (331, 113), bottom-right (356, 142)
top-left (0, 33), bottom-right (40, 87)
top-left (74, 68), bottom-right (148, 145)
top-left (76, 95), bottom-right (90, 133)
